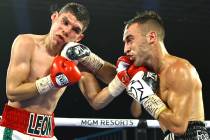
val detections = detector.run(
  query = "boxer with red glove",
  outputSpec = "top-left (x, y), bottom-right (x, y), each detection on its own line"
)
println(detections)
top-left (36, 56), bottom-right (81, 94)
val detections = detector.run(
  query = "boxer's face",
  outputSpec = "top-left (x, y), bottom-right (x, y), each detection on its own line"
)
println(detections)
top-left (50, 12), bottom-right (84, 47)
top-left (123, 23), bottom-right (149, 66)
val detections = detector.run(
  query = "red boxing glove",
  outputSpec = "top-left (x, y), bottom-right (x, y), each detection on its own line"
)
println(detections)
top-left (50, 56), bottom-right (81, 87)
top-left (108, 56), bottom-right (133, 97)
top-left (36, 56), bottom-right (81, 94)
top-left (127, 64), bottom-right (148, 78)
top-left (116, 56), bottom-right (133, 86)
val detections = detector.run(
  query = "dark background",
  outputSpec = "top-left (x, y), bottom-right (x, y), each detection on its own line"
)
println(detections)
top-left (0, 0), bottom-right (210, 139)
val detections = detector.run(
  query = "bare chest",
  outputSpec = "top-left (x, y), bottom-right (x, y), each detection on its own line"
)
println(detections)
top-left (19, 47), bottom-right (63, 113)
top-left (29, 49), bottom-right (54, 81)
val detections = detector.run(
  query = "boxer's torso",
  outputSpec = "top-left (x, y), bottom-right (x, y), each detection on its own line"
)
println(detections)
top-left (157, 56), bottom-right (204, 129)
top-left (8, 34), bottom-right (66, 115)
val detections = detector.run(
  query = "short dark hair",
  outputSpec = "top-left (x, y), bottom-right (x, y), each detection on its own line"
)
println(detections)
top-left (125, 10), bottom-right (165, 41)
top-left (59, 2), bottom-right (90, 32)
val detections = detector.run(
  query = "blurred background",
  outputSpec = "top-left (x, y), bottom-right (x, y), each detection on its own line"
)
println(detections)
top-left (0, 0), bottom-right (210, 139)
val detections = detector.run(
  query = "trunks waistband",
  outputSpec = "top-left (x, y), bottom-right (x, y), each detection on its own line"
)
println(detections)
top-left (0, 104), bottom-right (55, 138)
top-left (164, 121), bottom-right (209, 139)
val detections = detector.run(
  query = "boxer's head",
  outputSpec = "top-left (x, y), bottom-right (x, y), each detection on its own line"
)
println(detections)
top-left (123, 10), bottom-right (165, 68)
top-left (59, 3), bottom-right (90, 32)
top-left (50, 3), bottom-right (90, 47)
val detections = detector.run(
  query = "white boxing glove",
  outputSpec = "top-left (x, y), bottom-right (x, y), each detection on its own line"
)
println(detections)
top-left (61, 42), bottom-right (104, 73)
top-left (127, 71), bottom-right (167, 119)
top-left (61, 42), bottom-right (90, 65)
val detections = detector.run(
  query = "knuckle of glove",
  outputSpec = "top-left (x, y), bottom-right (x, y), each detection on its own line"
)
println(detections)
top-left (116, 56), bottom-right (133, 72)
top-left (61, 42), bottom-right (90, 60)
top-left (116, 61), bottom-right (130, 73)
top-left (117, 56), bottom-right (133, 65)
top-left (66, 47), bottom-right (78, 60)
top-left (127, 65), bottom-right (147, 78)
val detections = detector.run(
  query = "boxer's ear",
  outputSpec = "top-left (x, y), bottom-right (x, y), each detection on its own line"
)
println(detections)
top-left (146, 31), bottom-right (157, 44)
top-left (75, 34), bottom-right (84, 43)
top-left (51, 11), bottom-right (59, 23)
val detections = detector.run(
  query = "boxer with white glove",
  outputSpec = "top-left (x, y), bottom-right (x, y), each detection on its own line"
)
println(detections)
top-left (127, 70), bottom-right (167, 119)
top-left (36, 56), bottom-right (81, 94)
top-left (61, 42), bottom-right (104, 73)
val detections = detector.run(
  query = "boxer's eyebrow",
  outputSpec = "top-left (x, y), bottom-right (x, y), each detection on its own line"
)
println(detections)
top-left (62, 16), bottom-right (82, 34)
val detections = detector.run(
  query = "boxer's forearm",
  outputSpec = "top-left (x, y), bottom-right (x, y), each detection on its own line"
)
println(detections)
top-left (6, 82), bottom-right (39, 102)
top-left (95, 61), bottom-right (116, 84)
top-left (79, 73), bottom-right (115, 110)
top-left (158, 109), bottom-right (189, 135)
top-left (87, 87), bottom-right (115, 110)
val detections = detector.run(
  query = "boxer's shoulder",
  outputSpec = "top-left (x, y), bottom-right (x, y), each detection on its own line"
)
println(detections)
top-left (12, 34), bottom-right (36, 49)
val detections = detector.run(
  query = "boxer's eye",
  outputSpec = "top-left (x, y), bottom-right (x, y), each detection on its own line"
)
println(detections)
top-left (63, 18), bottom-right (69, 26)
top-left (72, 27), bottom-right (81, 34)
top-left (125, 35), bottom-right (133, 44)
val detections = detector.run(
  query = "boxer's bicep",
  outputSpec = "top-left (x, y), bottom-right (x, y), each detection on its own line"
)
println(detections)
top-left (168, 64), bottom-right (195, 117)
top-left (159, 64), bottom-right (195, 133)
top-left (6, 35), bottom-right (32, 93)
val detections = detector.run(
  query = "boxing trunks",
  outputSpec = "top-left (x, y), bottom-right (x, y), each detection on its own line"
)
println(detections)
top-left (164, 121), bottom-right (210, 140)
top-left (0, 105), bottom-right (57, 140)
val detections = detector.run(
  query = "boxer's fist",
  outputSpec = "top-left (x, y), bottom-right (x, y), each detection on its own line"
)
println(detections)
top-left (36, 56), bottom-right (81, 94)
top-left (127, 70), bottom-right (166, 119)
top-left (127, 70), bottom-right (159, 102)
top-left (50, 56), bottom-right (81, 87)
top-left (116, 56), bottom-right (133, 86)
top-left (108, 56), bottom-right (133, 97)
top-left (61, 42), bottom-right (105, 73)
top-left (116, 56), bottom-right (133, 72)
top-left (61, 42), bottom-right (90, 60)
top-left (127, 64), bottom-right (147, 79)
